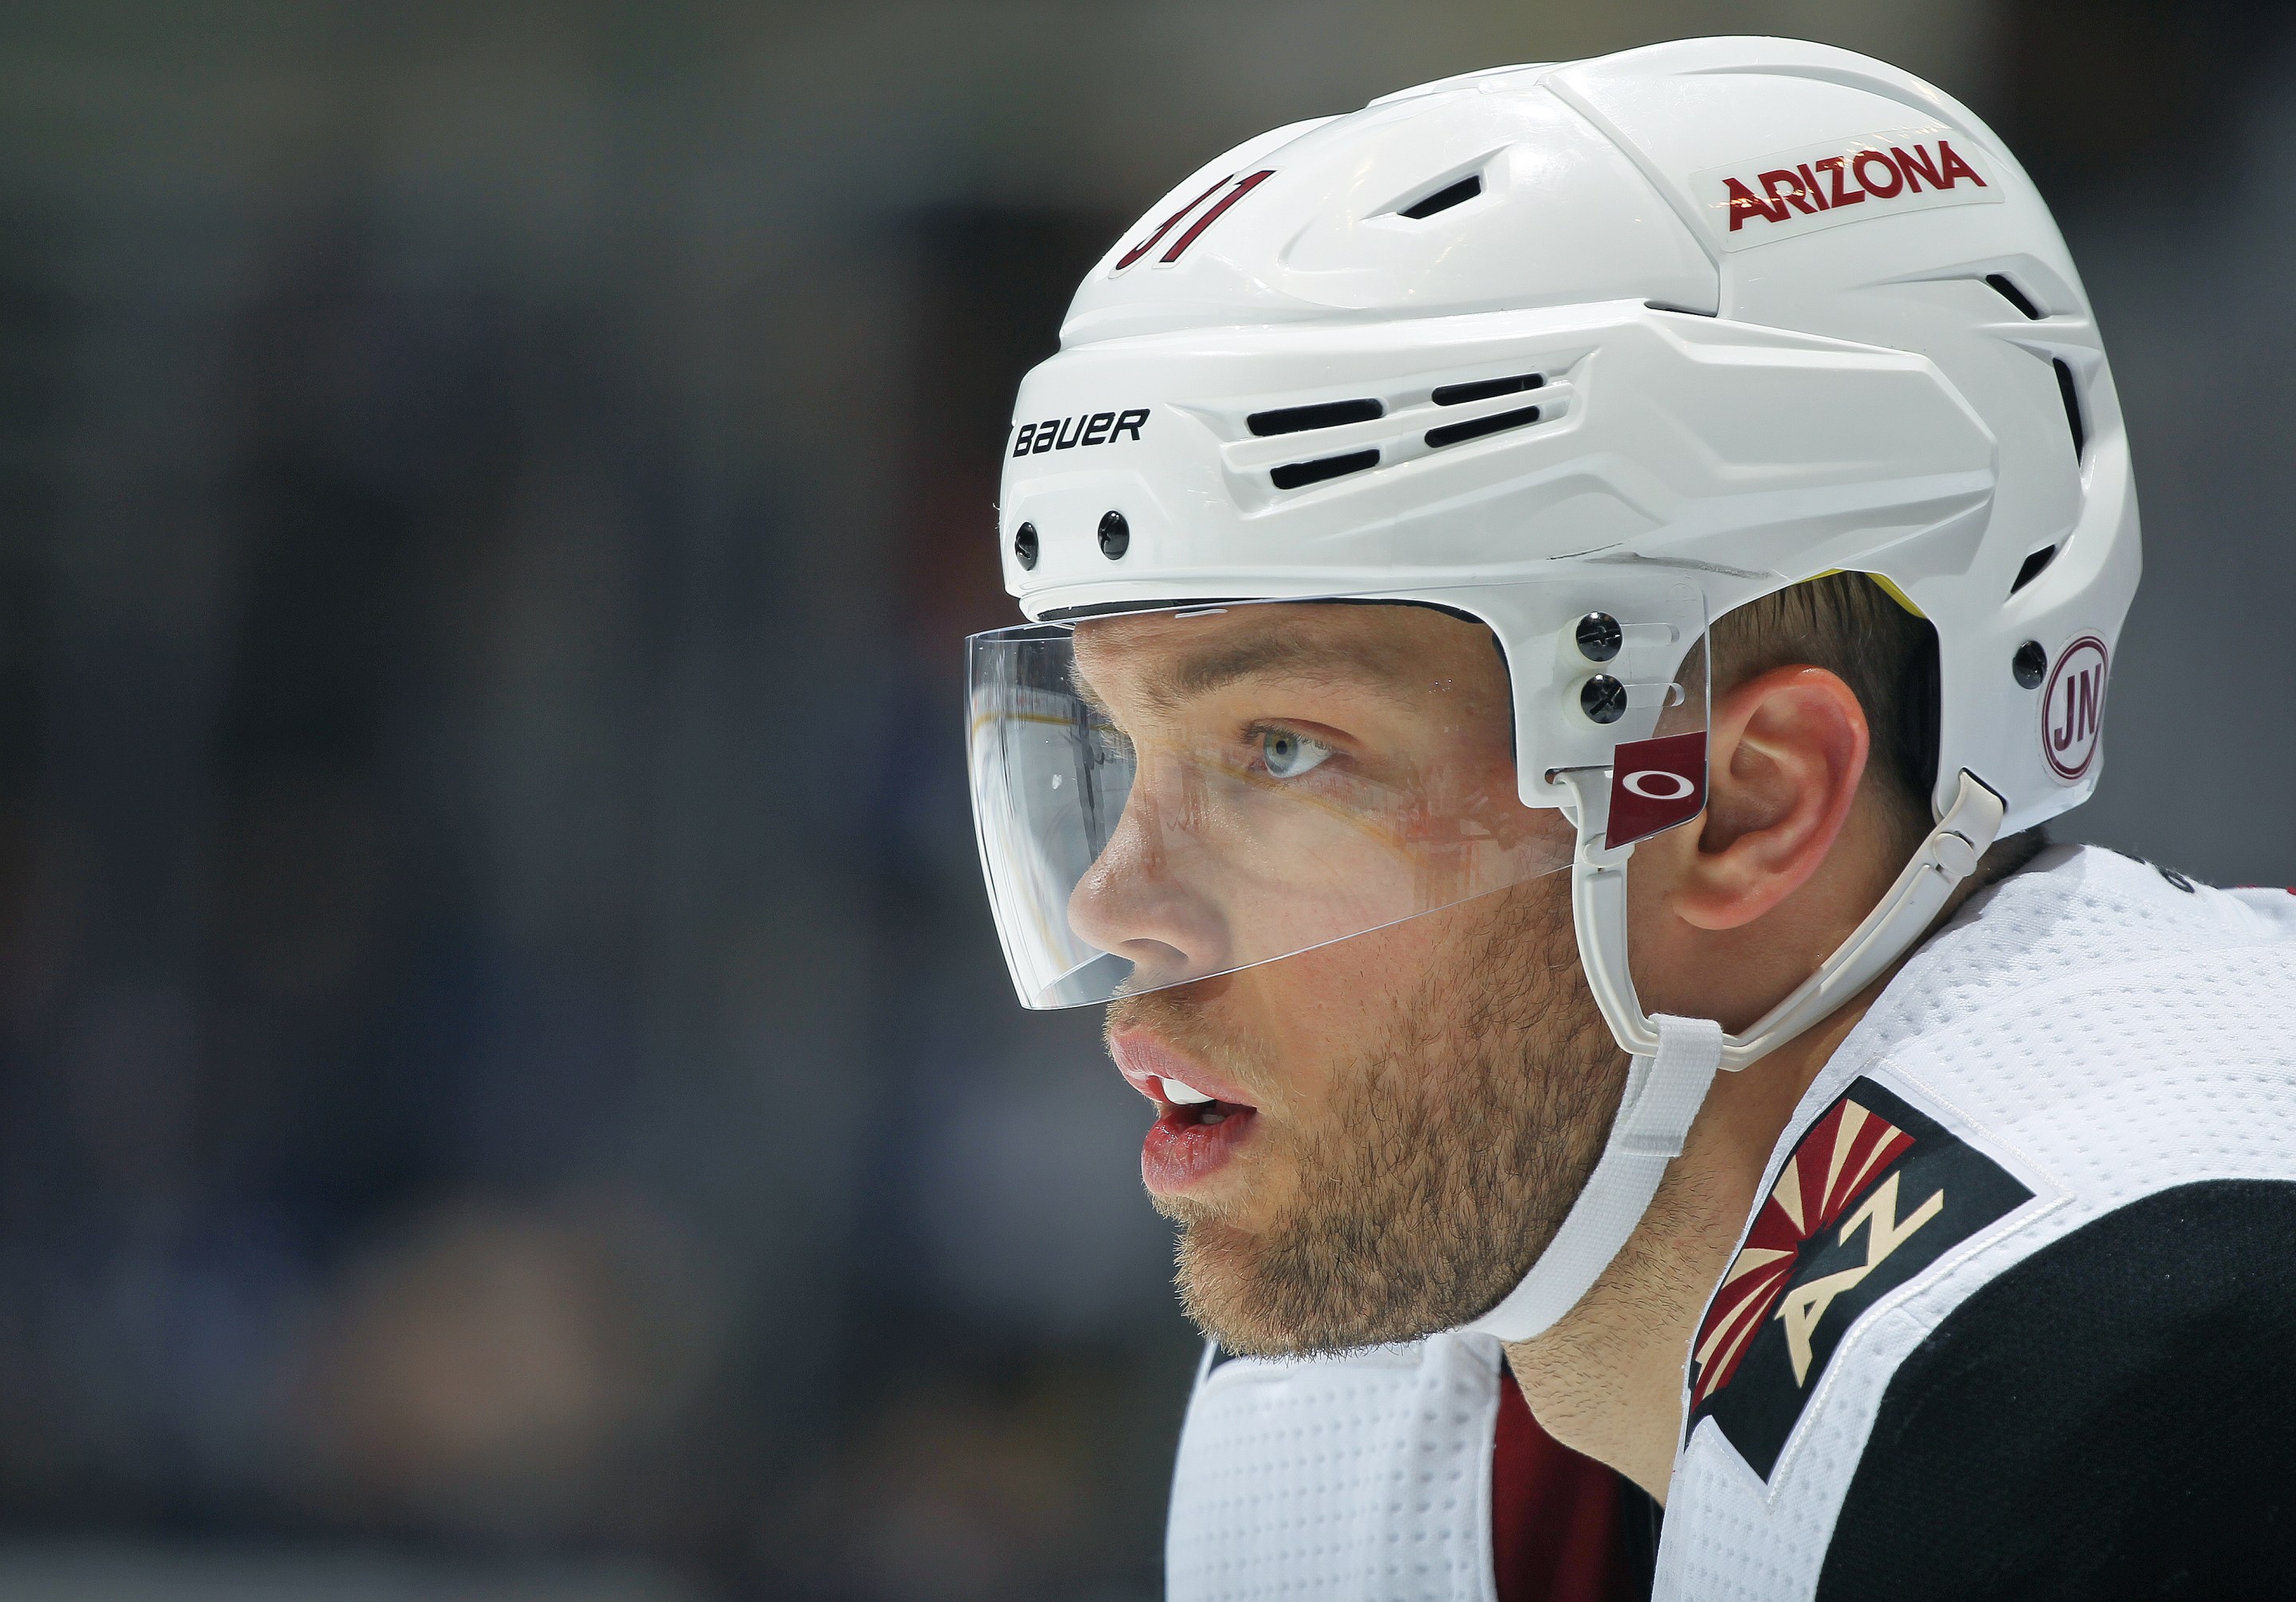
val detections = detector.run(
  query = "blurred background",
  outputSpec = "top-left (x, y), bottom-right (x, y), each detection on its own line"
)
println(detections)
top-left (0, 2), bottom-right (2289, 1597)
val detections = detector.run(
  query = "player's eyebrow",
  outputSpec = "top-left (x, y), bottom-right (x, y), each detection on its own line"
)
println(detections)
top-left (1070, 628), bottom-right (1421, 722)
top-left (1185, 628), bottom-right (1414, 697)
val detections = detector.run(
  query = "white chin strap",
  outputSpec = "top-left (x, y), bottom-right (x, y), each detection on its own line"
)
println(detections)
top-left (1461, 768), bottom-right (2006, 1344)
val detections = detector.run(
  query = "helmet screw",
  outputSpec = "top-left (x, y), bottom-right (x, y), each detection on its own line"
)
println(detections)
top-left (1013, 522), bottom-right (1039, 570)
top-left (2012, 640), bottom-right (2046, 688)
top-left (1097, 510), bottom-right (1130, 560)
top-left (1580, 674), bottom-right (1628, 724)
top-left (1575, 612), bottom-right (1624, 663)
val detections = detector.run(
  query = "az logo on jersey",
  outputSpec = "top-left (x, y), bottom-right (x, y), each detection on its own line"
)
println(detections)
top-left (1686, 1079), bottom-right (2035, 1480)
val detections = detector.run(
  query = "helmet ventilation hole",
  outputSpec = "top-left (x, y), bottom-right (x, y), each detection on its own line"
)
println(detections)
top-left (1985, 273), bottom-right (2044, 319)
top-left (1398, 173), bottom-right (1482, 219)
top-left (1432, 372), bottom-right (1542, 406)
top-left (1425, 406), bottom-right (1540, 449)
top-left (1248, 398), bottom-right (1383, 436)
top-left (2011, 545), bottom-right (2058, 595)
top-left (1271, 450), bottom-right (1379, 490)
top-left (2052, 358), bottom-right (2086, 459)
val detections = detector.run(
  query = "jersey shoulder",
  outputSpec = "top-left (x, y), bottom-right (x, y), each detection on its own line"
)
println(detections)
top-left (1853, 844), bottom-right (2296, 1063)
top-left (1817, 1176), bottom-right (2296, 1600)
top-left (1658, 848), bottom-right (2296, 1600)
top-left (1683, 847), bottom-right (2296, 1485)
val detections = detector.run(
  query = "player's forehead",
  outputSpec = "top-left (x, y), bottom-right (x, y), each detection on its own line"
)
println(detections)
top-left (1070, 601), bottom-right (1496, 712)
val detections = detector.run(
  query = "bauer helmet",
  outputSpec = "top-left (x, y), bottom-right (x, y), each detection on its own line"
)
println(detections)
top-left (965, 37), bottom-right (2137, 1338)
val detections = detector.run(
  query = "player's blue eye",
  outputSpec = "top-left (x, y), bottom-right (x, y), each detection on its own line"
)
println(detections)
top-left (1260, 728), bottom-right (1335, 779)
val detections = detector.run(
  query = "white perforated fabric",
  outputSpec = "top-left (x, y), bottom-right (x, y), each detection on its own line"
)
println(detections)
top-left (1657, 845), bottom-right (2296, 1600)
top-left (1165, 1331), bottom-right (1504, 1602)
top-left (2228, 882), bottom-right (2296, 938)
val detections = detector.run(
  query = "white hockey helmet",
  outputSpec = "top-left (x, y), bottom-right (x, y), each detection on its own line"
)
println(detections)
top-left (966, 37), bottom-right (2137, 1338)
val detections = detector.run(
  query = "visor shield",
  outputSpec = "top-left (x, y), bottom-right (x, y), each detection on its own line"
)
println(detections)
top-left (968, 588), bottom-right (1707, 1008)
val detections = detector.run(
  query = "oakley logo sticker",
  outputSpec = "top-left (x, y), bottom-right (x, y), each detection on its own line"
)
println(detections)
top-left (2042, 635), bottom-right (2109, 781)
top-left (1606, 730), bottom-right (1706, 848)
top-left (1621, 769), bottom-right (1696, 801)
top-left (1691, 128), bottom-right (2002, 251)
top-left (1112, 170), bottom-right (1276, 272)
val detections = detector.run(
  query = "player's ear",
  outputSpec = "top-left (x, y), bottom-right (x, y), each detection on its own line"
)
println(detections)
top-left (1667, 665), bottom-right (1871, 931)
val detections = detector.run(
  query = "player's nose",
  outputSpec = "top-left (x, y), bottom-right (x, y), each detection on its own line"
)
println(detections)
top-left (1066, 777), bottom-right (1231, 990)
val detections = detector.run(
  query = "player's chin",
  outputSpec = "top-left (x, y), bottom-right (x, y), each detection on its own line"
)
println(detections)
top-left (1170, 1220), bottom-right (1301, 1356)
top-left (1174, 1228), bottom-right (1413, 1358)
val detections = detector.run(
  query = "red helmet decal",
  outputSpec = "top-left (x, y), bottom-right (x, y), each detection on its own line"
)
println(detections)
top-left (2041, 636), bottom-right (2109, 782)
top-left (1606, 730), bottom-right (1708, 848)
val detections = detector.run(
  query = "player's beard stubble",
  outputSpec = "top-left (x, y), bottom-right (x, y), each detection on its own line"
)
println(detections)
top-left (1114, 875), bottom-right (1630, 1356)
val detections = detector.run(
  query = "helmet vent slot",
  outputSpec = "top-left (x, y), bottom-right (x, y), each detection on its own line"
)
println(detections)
top-left (2052, 358), bottom-right (2086, 459)
top-left (1425, 405), bottom-right (1541, 450)
top-left (2011, 545), bottom-right (2058, 595)
top-left (1271, 449), bottom-right (1379, 490)
top-left (1398, 174), bottom-right (1482, 219)
top-left (1248, 398), bottom-right (1384, 436)
top-left (1985, 274), bottom-right (2044, 319)
top-left (1433, 372), bottom-right (1543, 407)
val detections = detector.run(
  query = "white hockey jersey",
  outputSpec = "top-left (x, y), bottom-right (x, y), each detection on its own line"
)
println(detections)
top-left (1166, 846), bottom-right (2296, 1600)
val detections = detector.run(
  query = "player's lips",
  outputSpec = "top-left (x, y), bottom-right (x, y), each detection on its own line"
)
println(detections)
top-left (1109, 1031), bottom-right (1260, 1195)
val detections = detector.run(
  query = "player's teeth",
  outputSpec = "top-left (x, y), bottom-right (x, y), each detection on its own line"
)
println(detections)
top-left (1163, 1077), bottom-right (1215, 1104)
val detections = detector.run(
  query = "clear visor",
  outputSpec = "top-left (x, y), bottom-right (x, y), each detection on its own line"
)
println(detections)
top-left (968, 587), bottom-right (1707, 1008)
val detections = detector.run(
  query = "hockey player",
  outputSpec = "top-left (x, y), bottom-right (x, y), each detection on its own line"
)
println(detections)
top-left (963, 37), bottom-right (2296, 1601)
